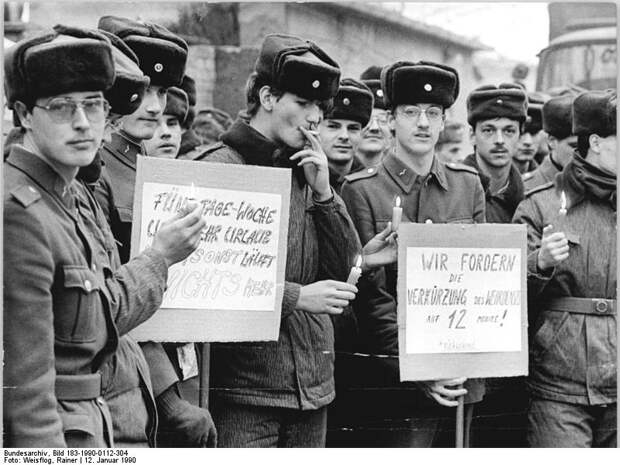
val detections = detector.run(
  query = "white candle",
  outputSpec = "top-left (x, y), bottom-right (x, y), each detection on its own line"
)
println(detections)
top-left (392, 196), bottom-right (402, 232)
top-left (188, 182), bottom-right (197, 200)
top-left (559, 191), bottom-right (567, 216)
top-left (346, 255), bottom-right (363, 285)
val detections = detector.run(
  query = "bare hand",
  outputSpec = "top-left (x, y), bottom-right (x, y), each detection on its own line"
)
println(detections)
top-left (152, 201), bottom-right (206, 267)
top-left (296, 280), bottom-right (358, 315)
top-left (362, 222), bottom-right (398, 270)
top-left (537, 224), bottom-right (569, 271)
top-left (290, 127), bottom-right (331, 201)
top-left (417, 377), bottom-right (468, 407)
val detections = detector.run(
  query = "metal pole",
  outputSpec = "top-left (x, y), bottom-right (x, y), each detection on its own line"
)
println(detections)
top-left (198, 343), bottom-right (211, 408)
top-left (455, 385), bottom-right (465, 448)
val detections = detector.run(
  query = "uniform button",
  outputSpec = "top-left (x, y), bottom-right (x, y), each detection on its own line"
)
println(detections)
top-left (84, 280), bottom-right (92, 292)
top-left (367, 168), bottom-right (374, 173)
top-left (91, 264), bottom-right (97, 272)
top-left (425, 219), bottom-right (433, 224)
top-left (96, 396), bottom-right (105, 406)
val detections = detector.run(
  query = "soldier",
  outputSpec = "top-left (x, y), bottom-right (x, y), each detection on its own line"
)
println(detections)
top-left (95, 16), bottom-right (216, 447)
top-left (523, 94), bottom-right (578, 191)
top-left (513, 90), bottom-right (617, 447)
top-left (514, 93), bottom-right (548, 175)
top-left (462, 83), bottom-right (528, 224)
top-left (191, 33), bottom-right (360, 447)
top-left (357, 65), bottom-right (393, 167)
top-left (461, 83), bottom-right (529, 447)
top-left (435, 120), bottom-right (469, 164)
top-left (341, 60), bottom-right (486, 447)
top-left (318, 78), bottom-right (373, 194)
top-left (3, 25), bottom-right (204, 447)
top-left (144, 87), bottom-right (188, 159)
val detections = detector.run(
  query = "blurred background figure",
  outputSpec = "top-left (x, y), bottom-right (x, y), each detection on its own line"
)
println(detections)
top-left (435, 120), bottom-right (470, 163)
top-left (357, 65), bottom-right (393, 167)
top-left (513, 91), bottom-right (550, 175)
top-left (144, 87), bottom-right (188, 159)
top-left (192, 107), bottom-right (233, 146)
top-left (177, 75), bottom-right (203, 157)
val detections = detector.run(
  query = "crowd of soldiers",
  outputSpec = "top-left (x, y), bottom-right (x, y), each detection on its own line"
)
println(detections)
top-left (2, 15), bottom-right (616, 449)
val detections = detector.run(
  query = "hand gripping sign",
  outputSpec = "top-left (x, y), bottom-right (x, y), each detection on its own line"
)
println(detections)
top-left (397, 223), bottom-right (528, 381)
top-left (130, 156), bottom-right (291, 342)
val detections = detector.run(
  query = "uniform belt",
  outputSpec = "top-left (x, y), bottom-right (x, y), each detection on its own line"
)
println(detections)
top-left (547, 297), bottom-right (616, 315)
top-left (55, 373), bottom-right (102, 400)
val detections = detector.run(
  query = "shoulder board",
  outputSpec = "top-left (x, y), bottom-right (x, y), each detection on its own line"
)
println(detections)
top-left (181, 142), bottom-right (226, 161)
top-left (11, 185), bottom-right (41, 208)
top-left (344, 166), bottom-right (378, 182)
top-left (524, 180), bottom-right (554, 198)
top-left (445, 162), bottom-right (479, 175)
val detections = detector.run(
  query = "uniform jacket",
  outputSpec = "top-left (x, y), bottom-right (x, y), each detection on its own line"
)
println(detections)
top-left (462, 153), bottom-right (524, 224)
top-left (194, 118), bottom-right (361, 410)
top-left (95, 131), bottom-right (180, 444)
top-left (512, 176), bottom-right (616, 405)
top-left (342, 151), bottom-right (486, 297)
top-left (3, 147), bottom-right (167, 447)
top-left (523, 154), bottom-right (562, 192)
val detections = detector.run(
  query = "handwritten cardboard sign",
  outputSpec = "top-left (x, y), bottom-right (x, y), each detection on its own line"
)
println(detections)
top-left (397, 224), bottom-right (528, 380)
top-left (129, 156), bottom-right (291, 342)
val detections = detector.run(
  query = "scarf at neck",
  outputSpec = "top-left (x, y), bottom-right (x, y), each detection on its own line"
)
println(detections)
top-left (560, 152), bottom-right (616, 209)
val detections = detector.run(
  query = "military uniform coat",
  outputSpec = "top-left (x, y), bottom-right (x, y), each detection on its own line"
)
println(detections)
top-left (523, 154), bottom-right (562, 192)
top-left (512, 178), bottom-right (616, 405)
top-left (3, 147), bottom-right (168, 447)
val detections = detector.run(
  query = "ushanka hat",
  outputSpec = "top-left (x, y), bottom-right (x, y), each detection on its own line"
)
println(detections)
top-left (380, 60), bottom-right (460, 109)
top-left (523, 91), bottom-right (549, 134)
top-left (360, 65), bottom-right (387, 110)
top-left (164, 87), bottom-right (189, 122)
top-left (572, 89), bottom-right (616, 137)
top-left (466, 83), bottom-right (528, 126)
top-left (4, 24), bottom-right (114, 108)
top-left (542, 94), bottom-right (575, 140)
top-left (254, 33), bottom-right (340, 101)
top-left (97, 29), bottom-right (150, 116)
top-left (325, 78), bottom-right (374, 127)
top-left (98, 15), bottom-right (188, 88)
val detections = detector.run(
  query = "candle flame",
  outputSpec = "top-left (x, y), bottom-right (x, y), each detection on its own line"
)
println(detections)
top-left (355, 255), bottom-right (362, 268)
top-left (189, 182), bottom-right (196, 198)
top-left (560, 191), bottom-right (567, 210)
top-left (395, 196), bottom-right (401, 208)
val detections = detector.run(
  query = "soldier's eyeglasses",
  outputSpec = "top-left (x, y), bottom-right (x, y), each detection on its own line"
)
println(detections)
top-left (35, 98), bottom-right (110, 124)
top-left (398, 106), bottom-right (444, 122)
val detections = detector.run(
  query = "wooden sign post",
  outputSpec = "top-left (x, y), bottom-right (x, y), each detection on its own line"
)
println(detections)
top-left (129, 157), bottom-right (291, 407)
top-left (397, 223), bottom-right (528, 446)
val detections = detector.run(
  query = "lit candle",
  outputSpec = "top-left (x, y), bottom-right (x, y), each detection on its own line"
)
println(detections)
top-left (392, 196), bottom-right (402, 232)
top-left (346, 255), bottom-right (363, 286)
top-left (188, 182), bottom-right (197, 201)
top-left (559, 191), bottom-right (567, 216)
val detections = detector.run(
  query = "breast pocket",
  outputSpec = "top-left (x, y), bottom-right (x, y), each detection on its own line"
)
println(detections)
top-left (55, 266), bottom-right (101, 343)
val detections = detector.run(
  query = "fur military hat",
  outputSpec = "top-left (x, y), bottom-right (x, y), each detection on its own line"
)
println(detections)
top-left (380, 60), bottom-right (460, 109)
top-left (4, 24), bottom-right (114, 108)
top-left (98, 29), bottom-right (150, 116)
top-left (98, 15), bottom-right (188, 88)
top-left (466, 83), bottom-right (528, 126)
top-left (542, 94), bottom-right (574, 139)
top-left (360, 65), bottom-right (387, 110)
top-left (164, 87), bottom-right (189, 122)
top-left (572, 89), bottom-right (616, 137)
top-left (180, 75), bottom-right (196, 107)
top-left (523, 92), bottom-right (549, 134)
top-left (325, 78), bottom-right (374, 127)
top-left (254, 33), bottom-right (340, 101)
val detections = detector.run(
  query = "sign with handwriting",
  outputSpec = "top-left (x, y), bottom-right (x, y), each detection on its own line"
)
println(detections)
top-left (397, 224), bottom-right (528, 380)
top-left (130, 157), bottom-right (291, 342)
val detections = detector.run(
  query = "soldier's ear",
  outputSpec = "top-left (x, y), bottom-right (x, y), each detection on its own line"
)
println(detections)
top-left (13, 101), bottom-right (32, 130)
top-left (259, 86), bottom-right (275, 112)
top-left (388, 111), bottom-right (396, 131)
top-left (469, 125), bottom-right (476, 146)
top-left (588, 134), bottom-right (601, 154)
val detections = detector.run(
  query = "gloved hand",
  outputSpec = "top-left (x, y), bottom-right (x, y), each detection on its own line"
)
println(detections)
top-left (156, 384), bottom-right (217, 448)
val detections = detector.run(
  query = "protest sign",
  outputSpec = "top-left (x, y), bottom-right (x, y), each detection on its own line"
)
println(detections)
top-left (397, 223), bottom-right (528, 380)
top-left (129, 156), bottom-right (291, 342)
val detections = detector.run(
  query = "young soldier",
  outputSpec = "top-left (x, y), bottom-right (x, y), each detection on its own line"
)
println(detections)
top-left (144, 87), bottom-right (188, 159)
top-left (341, 60), bottom-right (486, 447)
top-left (3, 26), bottom-right (204, 448)
top-left (357, 65), bottom-right (393, 167)
top-left (462, 83), bottom-right (528, 224)
top-left (95, 16), bottom-right (216, 447)
top-left (514, 93), bottom-right (547, 175)
top-left (513, 90), bottom-right (617, 447)
top-left (318, 78), bottom-right (373, 193)
top-left (461, 83), bottom-right (529, 447)
top-left (435, 120), bottom-right (469, 164)
top-left (191, 33), bottom-right (360, 447)
top-left (523, 94), bottom-right (577, 191)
